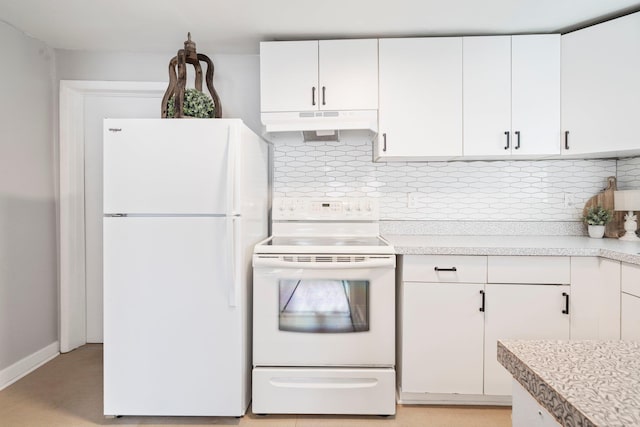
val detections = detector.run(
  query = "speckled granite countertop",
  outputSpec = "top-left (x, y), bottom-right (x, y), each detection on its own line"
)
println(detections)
top-left (497, 340), bottom-right (640, 427)
top-left (383, 235), bottom-right (640, 266)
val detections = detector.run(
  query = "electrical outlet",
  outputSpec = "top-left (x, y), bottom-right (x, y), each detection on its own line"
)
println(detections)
top-left (564, 193), bottom-right (576, 209)
top-left (407, 192), bottom-right (419, 208)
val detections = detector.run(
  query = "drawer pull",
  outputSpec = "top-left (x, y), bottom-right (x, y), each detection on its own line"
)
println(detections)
top-left (562, 292), bottom-right (569, 315)
top-left (434, 267), bottom-right (457, 272)
top-left (479, 290), bottom-right (485, 312)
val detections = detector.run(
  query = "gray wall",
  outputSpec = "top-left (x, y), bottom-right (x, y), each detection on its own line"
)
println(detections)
top-left (55, 50), bottom-right (261, 133)
top-left (0, 22), bottom-right (57, 371)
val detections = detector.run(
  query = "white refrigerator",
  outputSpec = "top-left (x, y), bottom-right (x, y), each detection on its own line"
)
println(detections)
top-left (102, 118), bottom-right (269, 417)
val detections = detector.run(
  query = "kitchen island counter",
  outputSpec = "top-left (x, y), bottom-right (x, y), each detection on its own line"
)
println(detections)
top-left (383, 234), bottom-right (640, 266)
top-left (497, 339), bottom-right (640, 427)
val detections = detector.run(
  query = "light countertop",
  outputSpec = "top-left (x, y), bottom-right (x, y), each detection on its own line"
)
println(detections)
top-left (383, 234), bottom-right (640, 265)
top-left (498, 340), bottom-right (640, 427)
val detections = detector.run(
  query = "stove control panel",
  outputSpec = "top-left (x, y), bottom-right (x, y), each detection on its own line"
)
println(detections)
top-left (273, 197), bottom-right (379, 221)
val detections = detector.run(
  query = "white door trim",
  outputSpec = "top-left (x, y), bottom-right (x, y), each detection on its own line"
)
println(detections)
top-left (59, 80), bottom-right (166, 352)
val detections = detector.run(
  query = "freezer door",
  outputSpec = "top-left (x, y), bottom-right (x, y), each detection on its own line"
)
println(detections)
top-left (103, 216), bottom-right (249, 416)
top-left (103, 119), bottom-right (233, 214)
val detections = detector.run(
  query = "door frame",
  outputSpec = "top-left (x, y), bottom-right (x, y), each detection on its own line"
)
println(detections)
top-left (59, 80), bottom-right (166, 352)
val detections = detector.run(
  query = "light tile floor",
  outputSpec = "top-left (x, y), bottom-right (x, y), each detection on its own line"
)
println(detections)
top-left (0, 345), bottom-right (511, 426)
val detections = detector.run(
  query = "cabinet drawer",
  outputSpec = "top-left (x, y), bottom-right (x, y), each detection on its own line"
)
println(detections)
top-left (252, 367), bottom-right (395, 415)
top-left (403, 255), bottom-right (487, 283)
top-left (488, 256), bottom-right (570, 284)
top-left (621, 263), bottom-right (640, 297)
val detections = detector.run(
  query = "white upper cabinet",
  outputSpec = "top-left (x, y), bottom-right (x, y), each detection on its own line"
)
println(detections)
top-left (377, 37), bottom-right (463, 160)
top-left (260, 39), bottom-right (378, 113)
top-left (463, 35), bottom-right (560, 157)
top-left (260, 41), bottom-right (318, 112)
top-left (561, 12), bottom-right (640, 156)
top-left (318, 40), bottom-right (379, 110)
top-left (463, 36), bottom-right (512, 157)
top-left (511, 35), bottom-right (561, 156)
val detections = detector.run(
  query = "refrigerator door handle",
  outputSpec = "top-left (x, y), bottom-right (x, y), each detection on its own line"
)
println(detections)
top-left (227, 216), bottom-right (239, 307)
top-left (225, 125), bottom-right (237, 217)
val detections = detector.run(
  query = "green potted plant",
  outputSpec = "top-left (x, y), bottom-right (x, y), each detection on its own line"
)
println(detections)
top-left (166, 88), bottom-right (215, 118)
top-left (583, 205), bottom-right (613, 238)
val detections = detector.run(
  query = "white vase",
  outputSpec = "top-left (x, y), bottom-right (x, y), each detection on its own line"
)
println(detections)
top-left (588, 225), bottom-right (605, 238)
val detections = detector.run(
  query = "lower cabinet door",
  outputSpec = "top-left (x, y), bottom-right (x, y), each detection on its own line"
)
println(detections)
top-left (401, 282), bottom-right (485, 394)
top-left (484, 284), bottom-right (570, 396)
top-left (621, 293), bottom-right (640, 341)
top-left (512, 380), bottom-right (561, 427)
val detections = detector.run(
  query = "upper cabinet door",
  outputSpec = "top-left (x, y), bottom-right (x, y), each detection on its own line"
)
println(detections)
top-left (463, 36), bottom-right (512, 157)
top-left (378, 37), bottom-right (463, 160)
top-left (562, 12), bottom-right (640, 156)
top-left (319, 39), bottom-right (378, 110)
top-left (511, 34), bottom-right (561, 156)
top-left (260, 41), bottom-right (319, 112)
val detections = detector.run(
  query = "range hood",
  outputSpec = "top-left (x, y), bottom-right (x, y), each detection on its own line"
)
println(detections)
top-left (261, 110), bottom-right (378, 143)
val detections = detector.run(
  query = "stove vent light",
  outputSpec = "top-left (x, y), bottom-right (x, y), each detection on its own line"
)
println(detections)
top-left (303, 130), bottom-right (340, 142)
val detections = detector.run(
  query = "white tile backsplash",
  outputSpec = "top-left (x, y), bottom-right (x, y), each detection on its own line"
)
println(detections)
top-left (274, 141), bottom-right (619, 222)
top-left (617, 156), bottom-right (640, 189)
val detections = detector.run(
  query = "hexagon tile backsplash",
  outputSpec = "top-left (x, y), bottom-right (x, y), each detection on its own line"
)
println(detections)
top-left (273, 140), bottom-right (636, 222)
top-left (617, 156), bottom-right (640, 189)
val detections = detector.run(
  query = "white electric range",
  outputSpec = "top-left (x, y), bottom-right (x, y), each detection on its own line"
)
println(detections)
top-left (252, 197), bottom-right (396, 415)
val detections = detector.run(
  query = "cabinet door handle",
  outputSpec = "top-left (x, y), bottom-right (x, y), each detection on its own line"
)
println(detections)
top-left (479, 290), bottom-right (485, 312)
top-left (564, 131), bottom-right (569, 150)
top-left (504, 131), bottom-right (510, 150)
top-left (322, 86), bottom-right (326, 105)
top-left (562, 292), bottom-right (569, 315)
top-left (382, 133), bottom-right (387, 152)
top-left (515, 131), bottom-right (521, 150)
top-left (312, 87), bottom-right (316, 106)
top-left (434, 267), bottom-right (457, 272)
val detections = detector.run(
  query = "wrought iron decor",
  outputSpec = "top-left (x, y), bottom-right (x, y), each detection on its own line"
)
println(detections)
top-left (161, 33), bottom-right (222, 118)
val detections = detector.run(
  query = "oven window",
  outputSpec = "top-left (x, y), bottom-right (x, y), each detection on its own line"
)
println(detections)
top-left (279, 279), bottom-right (369, 333)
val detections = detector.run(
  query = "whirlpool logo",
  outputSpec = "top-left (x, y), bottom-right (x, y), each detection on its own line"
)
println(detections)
top-left (108, 128), bottom-right (122, 132)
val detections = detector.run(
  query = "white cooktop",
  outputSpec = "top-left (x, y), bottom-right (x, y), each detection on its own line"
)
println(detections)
top-left (255, 197), bottom-right (395, 255)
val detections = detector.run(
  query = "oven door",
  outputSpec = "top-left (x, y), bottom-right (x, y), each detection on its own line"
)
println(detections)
top-left (252, 254), bottom-right (396, 367)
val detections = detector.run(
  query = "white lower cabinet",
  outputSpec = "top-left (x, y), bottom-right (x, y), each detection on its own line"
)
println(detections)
top-left (570, 257), bottom-right (621, 340)
top-left (512, 380), bottom-right (561, 427)
top-left (399, 255), bottom-right (571, 403)
top-left (401, 282), bottom-right (485, 394)
top-left (621, 293), bottom-right (640, 341)
top-left (621, 262), bottom-right (640, 340)
top-left (484, 283), bottom-right (570, 396)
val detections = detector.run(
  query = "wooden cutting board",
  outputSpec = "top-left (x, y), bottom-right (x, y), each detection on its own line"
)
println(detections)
top-left (583, 176), bottom-right (626, 238)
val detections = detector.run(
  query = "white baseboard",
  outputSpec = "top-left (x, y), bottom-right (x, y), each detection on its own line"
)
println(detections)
top-left (0, 342), bottom-right (59, 391)
top-left (398, 390), bottom-right (512, 406)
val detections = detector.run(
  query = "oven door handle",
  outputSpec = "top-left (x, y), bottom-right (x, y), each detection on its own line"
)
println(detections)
top-left (253, 258), bottom-right (395, 269)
